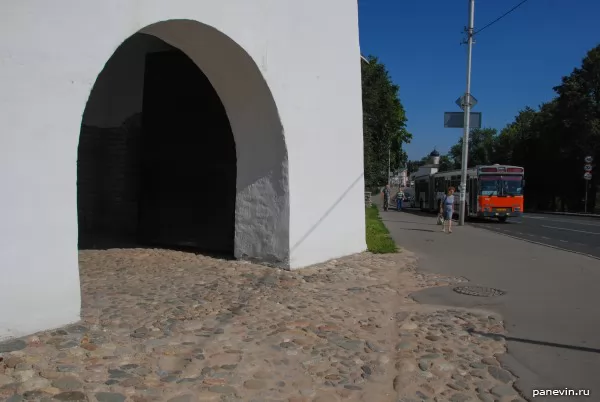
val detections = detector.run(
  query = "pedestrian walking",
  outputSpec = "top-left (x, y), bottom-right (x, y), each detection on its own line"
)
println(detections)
top-left (439, 186), bottom-right (455, 233)
top-left (382, 185), bottom-right (390, 211)
top-left (395, 187), bottom-right (404, 211)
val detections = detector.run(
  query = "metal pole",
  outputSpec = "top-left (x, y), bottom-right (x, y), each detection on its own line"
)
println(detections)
top-left (584, 181), bottom-right (588, 214)
top-left (459, 0), bottom-right (475, 226)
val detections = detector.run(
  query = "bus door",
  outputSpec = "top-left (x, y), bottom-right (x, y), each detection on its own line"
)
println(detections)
top-left (469, 177), bottom-right (478, 215)
top-left (428, 178), bottom-right (435, 211)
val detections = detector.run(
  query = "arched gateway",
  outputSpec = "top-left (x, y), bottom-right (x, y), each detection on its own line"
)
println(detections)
top-left (77, 20), bottom-right (289, 263)
top-left (0, 19), bottom-right (290, 340)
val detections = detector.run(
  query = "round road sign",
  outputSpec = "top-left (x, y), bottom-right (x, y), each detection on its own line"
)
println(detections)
top-left (584, 164), bottom-right (593, 172)
top-left (584, 172), bottom-right (592, 180)
top-left (585, 156), bottom-right (594, 164)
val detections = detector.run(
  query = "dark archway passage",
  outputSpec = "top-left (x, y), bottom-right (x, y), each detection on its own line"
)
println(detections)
top-left (77, 34), bottom-right (236, 255)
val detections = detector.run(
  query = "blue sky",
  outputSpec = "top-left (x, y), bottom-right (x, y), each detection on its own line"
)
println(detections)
top-left (358, 0), bottom-right (600, 160)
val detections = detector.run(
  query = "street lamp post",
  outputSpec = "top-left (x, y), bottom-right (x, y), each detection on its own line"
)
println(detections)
top-left (458, 0), bottom-right (475, 226)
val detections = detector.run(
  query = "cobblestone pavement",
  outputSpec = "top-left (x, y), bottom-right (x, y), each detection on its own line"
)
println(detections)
top-left (0, 249), bottom-right (524, 402)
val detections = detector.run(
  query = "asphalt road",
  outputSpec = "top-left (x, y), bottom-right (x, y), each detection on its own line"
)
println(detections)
top-left (380, 207), bottom-right (600, 401)
top-left (470, 213), bottom-right (600, 259)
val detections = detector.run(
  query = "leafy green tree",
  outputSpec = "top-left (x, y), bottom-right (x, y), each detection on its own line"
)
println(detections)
top-left (552, 46), bottom-right (600, 211)
top-left (448, 128), bottom-right (498, 167)
top-left (496, 106), bottom-right (537, 165)
top-left (438, 155), bottom-right (456, 171)
top-left (362, 55), bottom-right (412, 188)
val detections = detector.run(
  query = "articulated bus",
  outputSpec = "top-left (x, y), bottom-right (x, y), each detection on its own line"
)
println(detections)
top-left (414, 164), bottom-right (525, 222)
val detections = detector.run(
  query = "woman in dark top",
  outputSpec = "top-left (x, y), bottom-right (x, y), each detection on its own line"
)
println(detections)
top-left (439, 186), bottom-right (456, 233)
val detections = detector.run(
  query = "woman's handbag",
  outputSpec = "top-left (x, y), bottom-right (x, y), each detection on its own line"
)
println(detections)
top-left (437, 213), bottom-right (444, 225)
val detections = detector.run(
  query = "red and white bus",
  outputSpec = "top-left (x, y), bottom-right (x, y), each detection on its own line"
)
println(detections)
top-left (414, 164), bottom-right (525, 222)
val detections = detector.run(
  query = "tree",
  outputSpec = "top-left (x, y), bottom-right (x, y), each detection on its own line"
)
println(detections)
top-left (438, 155), bottom-right (456, 171)
top-left (362, 56), bottom-right (412, 188)
top-left (553, 46), bottom-right (600, 211)
top-left (496, 106), bottom-right (537, 165)
top-left (448, 128), bottom-right (498, 168)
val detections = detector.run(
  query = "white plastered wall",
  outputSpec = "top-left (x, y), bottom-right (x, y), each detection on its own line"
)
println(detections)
top-left (0, 0), bottom-right (365, 339)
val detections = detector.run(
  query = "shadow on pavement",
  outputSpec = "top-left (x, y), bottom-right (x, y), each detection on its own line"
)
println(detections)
top-left (397, 208), bottom-right (436, 218)
top-left (400, 228), bottom-right (438, 233)
top-left (381, 218), bottom-right (439, 226)
top-left (468, 329), bottom-right (600, 354)
top-left (79, 235), bottom-right (236, 260)
top-left (399, 208), bottom-right (520, 225)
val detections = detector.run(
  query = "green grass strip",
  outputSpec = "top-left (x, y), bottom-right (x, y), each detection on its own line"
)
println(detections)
top-left (365, 205), bottom-right (398, 253)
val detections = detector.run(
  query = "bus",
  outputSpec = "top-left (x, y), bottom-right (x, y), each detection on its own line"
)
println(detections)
top-left (414, 164), bottom-right (525, 222)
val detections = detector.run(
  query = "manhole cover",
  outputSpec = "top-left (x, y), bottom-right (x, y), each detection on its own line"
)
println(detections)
top-left (453, 285), bottom-right (505, 297)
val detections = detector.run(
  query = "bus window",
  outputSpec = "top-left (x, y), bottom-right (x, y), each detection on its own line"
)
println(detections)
top-left (479, 175), bottom-right (500, 196)
top-left (502, 176), bottom-right (524, 196)
top-left (454, 176), bottom-right (462, 189)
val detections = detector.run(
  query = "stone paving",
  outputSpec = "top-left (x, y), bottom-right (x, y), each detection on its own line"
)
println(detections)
top-left (0, 248), bottom-right (525, 402)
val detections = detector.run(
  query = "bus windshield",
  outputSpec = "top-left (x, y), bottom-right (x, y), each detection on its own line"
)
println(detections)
top-left (479, 175), bottom-right (523, 196)
top-left (479, 176), bottom-right (500, 196)
top-left (502, 175), bottom-right (524, 196)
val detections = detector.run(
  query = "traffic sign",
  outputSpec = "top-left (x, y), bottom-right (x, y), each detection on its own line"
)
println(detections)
top-left (455, 94), bottom-right (478, 110)
top-left (585, 156), bottom-right (594, 164)
top-left (584, 164), bottom-right (593, 172)
top-left (444, 112), bottom-right (482, 129)
top-left (584, 172), bottom-right (592, 180)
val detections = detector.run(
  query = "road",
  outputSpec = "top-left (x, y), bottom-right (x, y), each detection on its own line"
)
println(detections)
top-left (470, 213), bottom-right (600, 259)
top-left (380, 207), bottom-right (600, 401)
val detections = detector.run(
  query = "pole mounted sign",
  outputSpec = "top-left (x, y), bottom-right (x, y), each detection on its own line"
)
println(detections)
top-left (444, 112), bottom-right (482, 129)
top-left (455, 94), bottom-right (478, 110)
top-left (445, 93), bottom-right (481, 129)
top-left (583, 156), bottom-right (593, 213)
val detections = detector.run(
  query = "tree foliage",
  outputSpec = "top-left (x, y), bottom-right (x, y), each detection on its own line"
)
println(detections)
top-left (442, 44), bottom-right (600, 212)
top-left (362, 55), bottom-right (412, 188)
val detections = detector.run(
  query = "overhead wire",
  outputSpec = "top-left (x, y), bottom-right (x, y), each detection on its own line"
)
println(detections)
top-left (474, 0), bottom-right (532, 35)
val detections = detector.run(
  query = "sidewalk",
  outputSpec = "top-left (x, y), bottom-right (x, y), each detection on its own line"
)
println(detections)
top-left (381, 208), bottom-right (600, 401)
top-left (0, 248), bottom-right (522, 402)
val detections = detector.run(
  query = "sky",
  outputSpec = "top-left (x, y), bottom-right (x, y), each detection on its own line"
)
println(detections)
top-left (358, 0), bottom-right (600, 161)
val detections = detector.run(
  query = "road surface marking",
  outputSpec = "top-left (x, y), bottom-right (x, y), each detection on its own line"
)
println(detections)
top-left (541, 236), bottom-right (550, 240)
top-left (560, 240), bottom-right (568, 243)
top-left (471, 227), bottom-right (600, 261)
top-left (541, 225), bottom-right (600, 235)
top-left (524, 216), bottom-right (600, 227)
